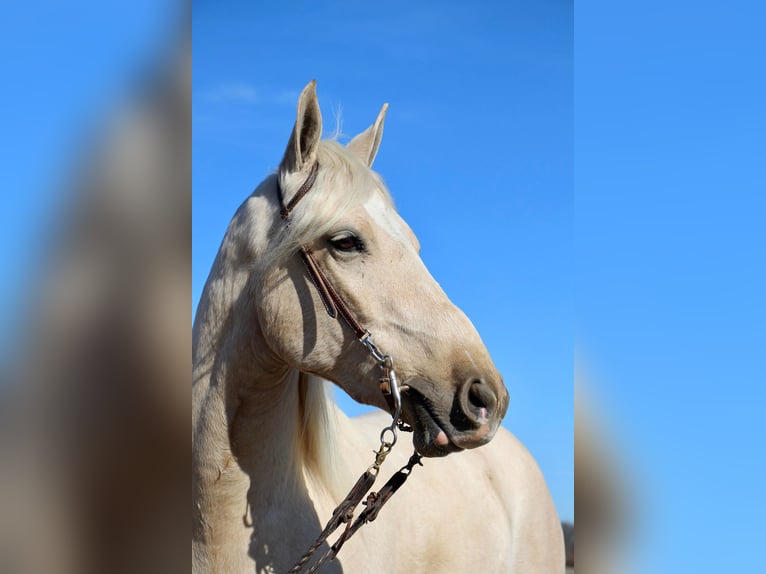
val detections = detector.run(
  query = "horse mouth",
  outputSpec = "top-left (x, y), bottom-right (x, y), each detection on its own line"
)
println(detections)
top-left (402, 386), bottom-right (464, 458)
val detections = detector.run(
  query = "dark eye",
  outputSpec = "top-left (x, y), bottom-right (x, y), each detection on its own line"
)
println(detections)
top-left (329, 234), bottom-right (365, 253)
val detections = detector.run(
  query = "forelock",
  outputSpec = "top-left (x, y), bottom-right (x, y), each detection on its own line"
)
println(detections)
top-left (266, 140), bottom-right (392, 265)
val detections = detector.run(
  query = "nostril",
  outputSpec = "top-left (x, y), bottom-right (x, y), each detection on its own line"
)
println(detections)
top-left (468, 381), bottom-right (489, 411)
top-left (465, 379), bottom-right (498, 422)
top-left (452, 378), bottom-right (501, 432)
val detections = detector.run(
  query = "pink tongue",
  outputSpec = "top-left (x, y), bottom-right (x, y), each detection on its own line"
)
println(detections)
top-left (435, 431), bottom-right (449, 446)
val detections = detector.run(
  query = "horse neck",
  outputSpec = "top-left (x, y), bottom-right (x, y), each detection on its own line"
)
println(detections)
top-left (193, 214), bottom-right (343, 462)
top-left (193, 240), bottom-right (351, 562)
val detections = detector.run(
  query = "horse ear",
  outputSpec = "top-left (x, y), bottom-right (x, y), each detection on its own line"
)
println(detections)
top-left (281, 80), bottom-right (322, 173)
top-left (346, 103), bottom-right (388, 167)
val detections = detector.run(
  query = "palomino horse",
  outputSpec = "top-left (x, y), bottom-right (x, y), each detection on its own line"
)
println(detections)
top-left (192, 81), bottom-right (564, 573)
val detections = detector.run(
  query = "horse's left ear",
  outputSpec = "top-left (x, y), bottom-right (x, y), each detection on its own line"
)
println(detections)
top-left (347, 103), bottom-right (388, 167)
top-left (281, 80), bottom-right (323, 174)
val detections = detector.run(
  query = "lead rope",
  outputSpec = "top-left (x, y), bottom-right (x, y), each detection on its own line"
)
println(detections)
top-left (279, 164), bottom-right (423, 573)
top-left (287, 338), bottom-right (421, 574)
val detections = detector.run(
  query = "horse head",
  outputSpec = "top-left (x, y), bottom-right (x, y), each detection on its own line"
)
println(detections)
top-left (254, 81), bottom-right (508, 457)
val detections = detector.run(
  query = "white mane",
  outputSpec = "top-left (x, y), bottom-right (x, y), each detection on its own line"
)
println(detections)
top-left (297, 373), bottom-right (346, 501)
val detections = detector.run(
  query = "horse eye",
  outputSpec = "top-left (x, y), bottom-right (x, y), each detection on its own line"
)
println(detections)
top-left (329, 235), bottom-right (364, 253)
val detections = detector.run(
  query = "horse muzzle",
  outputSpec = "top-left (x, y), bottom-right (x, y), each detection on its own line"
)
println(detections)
top-left (403, 374), bottom-right (509, 457)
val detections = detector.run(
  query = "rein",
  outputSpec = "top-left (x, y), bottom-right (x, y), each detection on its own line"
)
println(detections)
top-left (276, 163), bottom-right (422, 573)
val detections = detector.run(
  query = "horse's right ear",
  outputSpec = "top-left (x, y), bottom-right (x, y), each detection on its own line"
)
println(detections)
top-left (347, 103), bottom-right (388, 168)
top-left (281, 80), bottom-right (322, 174)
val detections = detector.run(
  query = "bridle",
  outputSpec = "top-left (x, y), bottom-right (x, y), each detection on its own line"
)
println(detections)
top-left (276, 162), bottom-right (423, 573)
top-left (275, 161), bottom-right (410, 430)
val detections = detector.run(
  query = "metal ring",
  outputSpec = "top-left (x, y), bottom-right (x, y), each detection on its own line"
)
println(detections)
top-left (380, 426), bottom-right (398, 448)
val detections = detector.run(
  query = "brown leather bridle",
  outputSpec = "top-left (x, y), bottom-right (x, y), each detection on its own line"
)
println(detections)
top-left (277, 161), bottom-right (367, 339)
top-left (277, 162), bottom-right (422, 573)
top-left (276, 162), bottom-right (405, 415)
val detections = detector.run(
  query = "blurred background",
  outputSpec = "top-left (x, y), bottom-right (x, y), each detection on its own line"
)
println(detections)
top-left (0, 1), bottom-right (189, 572)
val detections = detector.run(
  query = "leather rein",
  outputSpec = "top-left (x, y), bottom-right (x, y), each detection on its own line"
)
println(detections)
top-left (276, 163), bottom-right (422, 573)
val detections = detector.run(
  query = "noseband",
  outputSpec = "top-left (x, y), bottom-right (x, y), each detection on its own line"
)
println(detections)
top-left (277, 163), bottom-right (422, 574)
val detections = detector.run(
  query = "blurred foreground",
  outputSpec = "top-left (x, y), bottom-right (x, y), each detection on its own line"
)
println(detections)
top-left (0, 4), bottom-right (189, 573)
top-left (574, 382), bottom-right (632, 574)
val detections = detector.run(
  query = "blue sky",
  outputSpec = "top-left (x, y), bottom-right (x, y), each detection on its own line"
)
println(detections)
top-left (193, 0), bottom-right (573, 522)
top-left (577, 2), bottom-right (766, 571)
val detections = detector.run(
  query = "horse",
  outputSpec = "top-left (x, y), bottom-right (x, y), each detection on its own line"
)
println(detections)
top-left (192, 80), bottom-right (564, 573)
